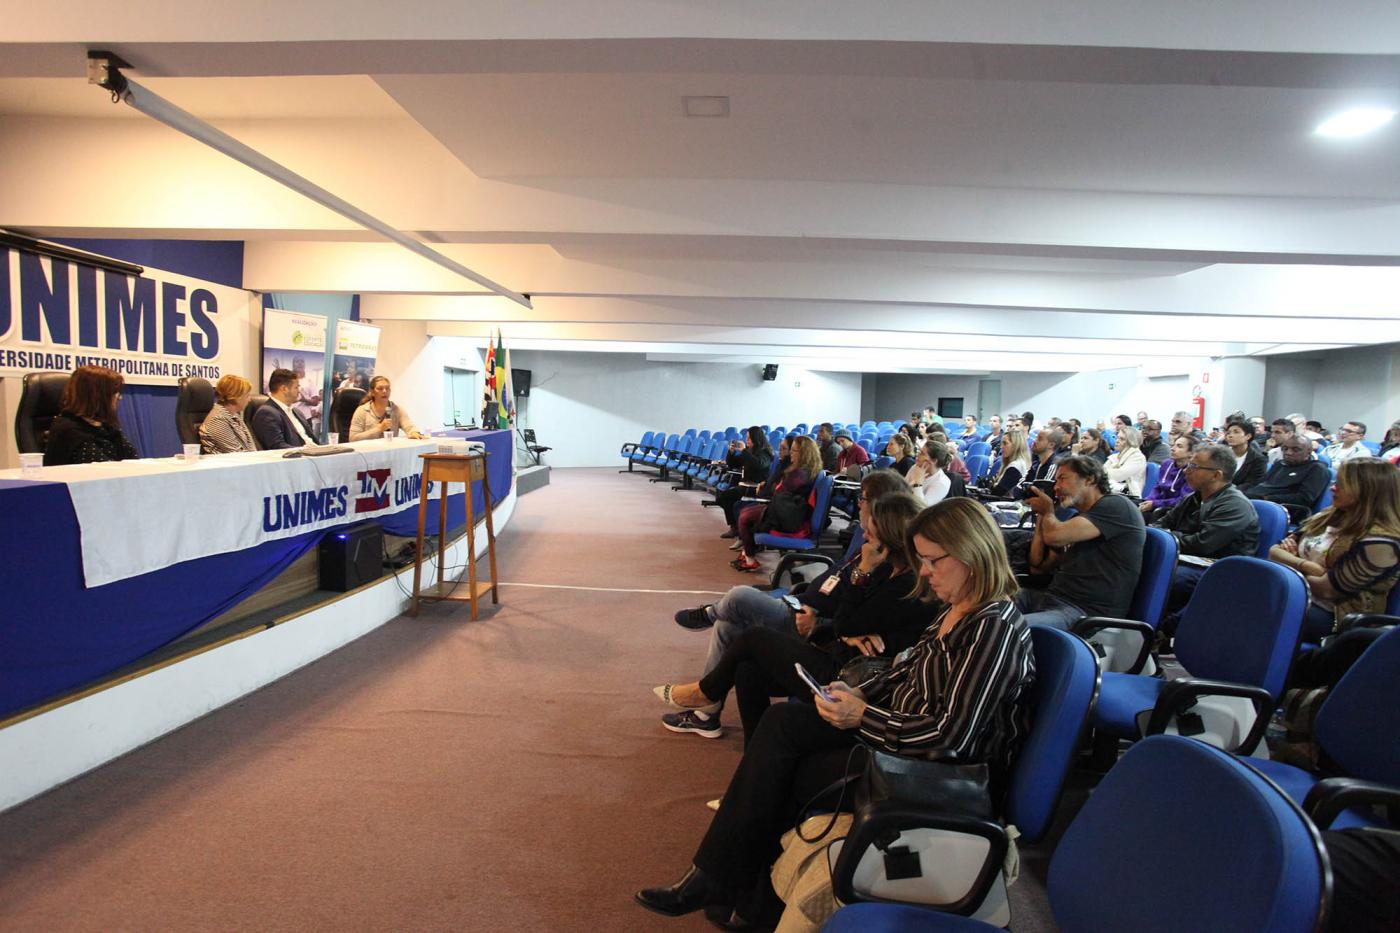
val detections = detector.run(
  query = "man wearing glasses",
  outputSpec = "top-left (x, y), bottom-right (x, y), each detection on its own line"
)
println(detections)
top-left (1323, 422), bottom-right (1374, 465)
top-left (1153, 444), bottom-right (1260, 636)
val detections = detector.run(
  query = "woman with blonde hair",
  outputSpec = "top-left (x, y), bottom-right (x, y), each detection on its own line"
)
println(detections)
top-left (1270, 458), bottom-right (1400, 640)
top-left (884, 432), bottom-right (916, 475)
top-left (989, 429), bottom-right (1031, 497)
top-left (731, 435), bottom-right (823, 572)
top-left (636, 497), bottom-right (1035, 927)
top-left (199, 374), bottom-right (258, 454)
top-left (1104, 424), bottom-right (1147, 497)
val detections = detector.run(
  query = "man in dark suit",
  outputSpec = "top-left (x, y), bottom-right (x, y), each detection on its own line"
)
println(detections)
top-left (252, 367), bottom-right (317, 449)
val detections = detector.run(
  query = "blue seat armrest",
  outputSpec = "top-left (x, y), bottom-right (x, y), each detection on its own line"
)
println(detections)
top-left (620, 442), bottom-right (639, 455)
top-left (1304, 777), bottom-right (1400, 830)
top-left (829, 803), bottom-right (1008, 917)
top-left (1143, 678), bottom-right (1274, 756)
top-left (1071, 616), bottom-right (1157, 675)
top-left (1340, 612), bottom-right (1400, 630)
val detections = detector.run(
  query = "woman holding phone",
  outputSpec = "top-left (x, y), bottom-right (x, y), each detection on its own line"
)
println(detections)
top-left (637, 498), bottom-right (1036, 928)
top-left (654, 490), bottom-right (928, 745)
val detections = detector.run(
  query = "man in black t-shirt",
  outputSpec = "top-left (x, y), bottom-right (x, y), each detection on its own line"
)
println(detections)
top-left (1018, 454), bottom-right (1146, 629)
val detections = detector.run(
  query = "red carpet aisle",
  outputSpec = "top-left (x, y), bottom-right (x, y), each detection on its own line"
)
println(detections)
top-left (0, 469), bottom-right (751, 931)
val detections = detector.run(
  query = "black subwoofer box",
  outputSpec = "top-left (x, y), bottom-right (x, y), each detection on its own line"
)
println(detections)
top-left (319, 523), bottom-right (385, 591)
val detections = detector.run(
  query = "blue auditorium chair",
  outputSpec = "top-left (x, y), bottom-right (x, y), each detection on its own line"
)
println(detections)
top-left (1246, 623), bottom-right (1400, 830)
top-left (754, 472), bottom-right (836, 556)
top-left (964, 454), bottom-right (989, 484)
top-left (966, 441), bottom-right (992, 459)
top-left (824, 735), bottom-right (1331, 933)
top-left (619, 430), bottom-right (655, 472)
top-left (1071, 527), bottom-right (1178, 674)
top-left (643, 432), bottom-right (678, 468)
top-left (1250, 499), bottom-right (1289, 558)
top-left (653, 434), bottom-right (697, 482)
top-left (1091, 556), bottom-right (1307, 754)
top-left (872, 455), bottom-right (894, 471)
top-left (1142, 459), bottom-right (1160, 497)
top-left (827, 625), bottom-right (1098, 926)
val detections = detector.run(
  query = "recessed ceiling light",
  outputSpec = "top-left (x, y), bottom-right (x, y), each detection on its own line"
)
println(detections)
top-left (1314, 107), bottom-right (1396, 138)
top-left (682, 96), bottom-right (729, 118)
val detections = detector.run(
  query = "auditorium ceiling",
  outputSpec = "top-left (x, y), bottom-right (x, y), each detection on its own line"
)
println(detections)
top-left (2, 1), bottom-right (1399, 375)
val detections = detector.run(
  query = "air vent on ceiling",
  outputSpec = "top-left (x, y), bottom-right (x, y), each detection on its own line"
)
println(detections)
top-left (682, 96), bottom-right (730, 118)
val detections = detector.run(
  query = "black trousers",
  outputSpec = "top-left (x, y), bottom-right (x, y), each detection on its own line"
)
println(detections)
top-left (698, 627), bottom-right (846, 745)
top-left (716, 485), bottom-right (749, 528)
top-left (692, 701), bottom-right (862, 912)
top-left (1289, 627), bottom-right (1388, 690)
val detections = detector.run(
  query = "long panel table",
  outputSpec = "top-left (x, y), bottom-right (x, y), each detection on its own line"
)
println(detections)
top-left (0, 429), bottom-right (512, 719)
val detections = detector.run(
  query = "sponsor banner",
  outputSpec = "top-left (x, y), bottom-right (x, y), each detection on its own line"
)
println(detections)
top-left (331, 318), bottom-right (380, 394)
top-left (57, 440), bottom-right (449, 587)
top-left (262, 307), bottom-right (329, 435)
top-left (0, 248), bottom-right (255, 385)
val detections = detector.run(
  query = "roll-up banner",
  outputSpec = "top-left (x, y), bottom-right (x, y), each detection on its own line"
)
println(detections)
top-left (0, 248), bottom-right (255, 385)
top-left (261, 308), bottom-right (329, 435)
top-left (332, 319), bottom-right (381, 395)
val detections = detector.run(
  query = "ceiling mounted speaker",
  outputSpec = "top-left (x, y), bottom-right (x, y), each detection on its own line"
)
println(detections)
top-left (762, 364), bottom-right (779, 381)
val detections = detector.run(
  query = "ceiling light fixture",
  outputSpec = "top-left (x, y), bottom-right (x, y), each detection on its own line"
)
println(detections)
top-left (683, 96), bottom-right (729, 118)
top-left (1314, 107), bottom-right (1396, 139)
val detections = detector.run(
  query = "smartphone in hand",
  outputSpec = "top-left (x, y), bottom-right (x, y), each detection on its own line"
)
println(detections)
top-left (794, 663), bottom-right (834, 701)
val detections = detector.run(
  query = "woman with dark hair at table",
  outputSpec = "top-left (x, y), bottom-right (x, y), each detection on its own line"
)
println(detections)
top-left (635, 497), bottom-right (1035, 928)
top-left (44, 365), bottom-right (139, 466)
top-left (199, 374), bottom-right (258, 454)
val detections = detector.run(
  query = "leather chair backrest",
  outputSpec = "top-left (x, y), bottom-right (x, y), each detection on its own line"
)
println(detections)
top-left (174, 377), bottom-right (216, 446)
top-left (331, 388), bottom-right (366, 436)
top-left (15, 371), bottom-right (70, 454)
top-left (244, 394), bottom-right (270, 449)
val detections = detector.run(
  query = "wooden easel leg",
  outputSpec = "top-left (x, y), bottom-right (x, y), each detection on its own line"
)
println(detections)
top-left (482, 473), bottom-right (499, 604)
top-left (437, 482), bottom-right (448, 594)
top-left (464, 484), bottom-right (480, 620)
top-left (411, 481), bottom-right (428, 617)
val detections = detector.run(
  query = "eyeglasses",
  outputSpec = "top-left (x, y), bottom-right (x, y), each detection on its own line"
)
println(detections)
top-left (1183, 463), bottom-right (1220, 473)
top-left (918, 553), bottom-right (955, 569)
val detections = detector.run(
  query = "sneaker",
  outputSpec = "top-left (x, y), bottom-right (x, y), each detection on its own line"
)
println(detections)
top-left (662, 710), bottom-right (723, 739)
top-left (674, 605), bottom-right (714, 630)
top-left (719, 528), bottom-right (738, 539)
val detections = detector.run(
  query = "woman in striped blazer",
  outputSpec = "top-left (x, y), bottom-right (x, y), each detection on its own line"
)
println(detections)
top-left (199, 374), bottom-right (258, 454)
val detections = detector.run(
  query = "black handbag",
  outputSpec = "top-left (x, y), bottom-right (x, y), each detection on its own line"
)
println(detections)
top-left (756, 488), bottom-right (810, 533)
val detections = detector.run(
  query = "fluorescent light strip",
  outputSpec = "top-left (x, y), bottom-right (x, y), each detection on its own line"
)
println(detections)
top-left (1315, 107), bottom-right (1396, 139)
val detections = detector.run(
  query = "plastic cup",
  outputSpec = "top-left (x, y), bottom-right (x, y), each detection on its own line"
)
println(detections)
top-left (19, 452), bottom-right (42, 476)
top-left (183, 443), bottom-right (201, 461)
top-left (328, 432), bottom-right (340, 445)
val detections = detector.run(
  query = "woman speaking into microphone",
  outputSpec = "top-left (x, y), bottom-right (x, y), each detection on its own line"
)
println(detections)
top-left (348, 376), bottom-right (426, 440)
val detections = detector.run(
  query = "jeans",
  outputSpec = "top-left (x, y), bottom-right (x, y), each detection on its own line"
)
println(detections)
top-left (1160, 562), bottom-right (1207, 637)
top-left (1014, 588), bottom-right (1086, 631)
top-left (704, 586), bottom-right (798, 675)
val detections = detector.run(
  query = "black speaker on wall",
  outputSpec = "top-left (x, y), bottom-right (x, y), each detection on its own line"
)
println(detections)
top-left (319, 523), bottom-right (384, 592)
top-left (513, 368), bottom-right (532, 397)
top-left (762, 364), bottom-right (779, 381)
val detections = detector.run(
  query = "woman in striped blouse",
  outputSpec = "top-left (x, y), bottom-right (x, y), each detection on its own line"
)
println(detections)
top-left (636, 497), bottom-right (1036, 927)
top-left (199, 374), bottom-right (258, 454)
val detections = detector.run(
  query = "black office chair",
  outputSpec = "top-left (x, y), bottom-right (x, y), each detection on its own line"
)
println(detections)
top-left (244, 394), bottom-right (270, 449)
top-left (521, 428), bottom-right (552, 465)
top-left (15, 371), bottom-right (71, 454)
top-left (174, 377), bottom-right (216, 446)
top-left (331, 388), bottom-right (366, 436)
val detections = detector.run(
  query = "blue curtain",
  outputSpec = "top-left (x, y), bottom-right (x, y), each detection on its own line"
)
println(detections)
top-left (117, 384), bottom-right (182, 457)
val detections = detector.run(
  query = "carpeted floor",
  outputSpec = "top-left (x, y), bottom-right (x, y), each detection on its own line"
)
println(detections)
top-left (0, 468), bottom-right (1060, 931)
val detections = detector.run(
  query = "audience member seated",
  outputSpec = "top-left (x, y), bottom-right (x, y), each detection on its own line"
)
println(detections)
top-left (956, 415), bottom-right (981, 445)
top-left (832, 429), bottom-right (870, 476)
top-left (42, 365), bottom-right (139, 466)
top-left (986, 429), bottom-right (1032, 497)
top-left (635, 498), bottom-right (1036, 928)
top-left (1139, 433), bottom-right (1197, 519)
top-left (1305, 419), bottom-right (1331, 447)
top-left (199, 374), bottom-right (258, 454)
top-left (1139, 418), bottom-right (1170, 464)
top-left (1018, 455), bottom-right (1145, 630)
top-left (814, 423), bottom-right (839, 473)
top-left (905, 438), bottom-right (966, 505)
top-left (1169, 409), bottom-right (1205, 443)
top-left (1104, 424), bottom-right (1147, 497)
top-left (1323, 421), bottom-right (1374, 465)
top-left (1249, 416), bottom-right (1270, 450)
top-left (1379, 419), bottom-right (1400, 463)
top-left (656, 490), bottom-right (927, 744)
top-left (715, 426), bottom-right (776, 539)
top-left (731, 435), bottom-right (822, 573)
top-left (1077, 427), bottom-right (1110, 463)
top-left (348, 376), bottom-right (426, 441)
top-left (1265, 417), bottom-right (1298, 463)
top-left (251, 367), bottom-right (318, 450)
top-left (982, 414), bottom-right (1003, 446)
top-left (1027, 424), bottom-right (1071, 481)
top-left (1247, 435), bottom-right (1332, 522)
top-left (897, 421), bottom-right (924, 447)
top-left (883, 432), bottom-right (916, 476)
top-left (1268, 458), bottom-right (1400, 642)
top-left (1223, 418), bottom-right (1269, 492)
top-left (925, 431), bottom-right (972, 483)
top-left (1155, 443), bottom-right (1261, 627)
